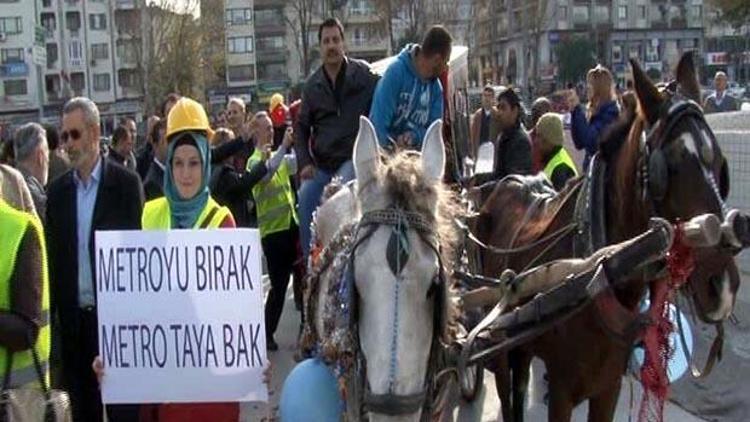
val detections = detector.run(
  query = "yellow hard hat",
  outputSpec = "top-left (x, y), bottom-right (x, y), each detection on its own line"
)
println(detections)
top-left (269, 93), bottom-right (284, 111)
top-left (166, 97), bottom-right (214, 140)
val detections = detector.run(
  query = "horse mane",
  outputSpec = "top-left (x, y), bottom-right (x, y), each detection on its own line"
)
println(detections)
top-left (381, 150), bottom-right (464, 266)
top-left (380, 150), bottom-right (464, 340)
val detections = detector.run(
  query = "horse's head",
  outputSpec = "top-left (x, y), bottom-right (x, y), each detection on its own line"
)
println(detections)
top-left (351, 116), bottom-right (459, 420)
top-left (630, 52), bottom-right (743, 323)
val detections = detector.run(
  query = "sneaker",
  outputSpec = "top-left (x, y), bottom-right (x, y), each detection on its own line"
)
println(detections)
top-left (267, 337), bottom-right (279, 352)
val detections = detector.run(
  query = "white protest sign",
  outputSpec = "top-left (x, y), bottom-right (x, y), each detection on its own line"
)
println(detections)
top-left (95, 228), bottom-right (267, 404)
top-left (475, 141), bottom-right (495, 174)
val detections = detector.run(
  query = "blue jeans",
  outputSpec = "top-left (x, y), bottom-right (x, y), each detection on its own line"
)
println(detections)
top-left (298, 160), bottom-right (355, 262)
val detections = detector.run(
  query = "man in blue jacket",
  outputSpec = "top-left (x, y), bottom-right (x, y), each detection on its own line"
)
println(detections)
top-left (369, 25), bottom-right (452, 150)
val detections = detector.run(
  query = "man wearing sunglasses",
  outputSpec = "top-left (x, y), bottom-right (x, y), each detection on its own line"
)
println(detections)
top-left (46, 97), bottom-right (144, 422)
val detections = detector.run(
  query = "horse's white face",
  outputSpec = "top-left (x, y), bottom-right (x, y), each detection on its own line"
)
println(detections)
top-left (352, 117), bottom-right (445, 421)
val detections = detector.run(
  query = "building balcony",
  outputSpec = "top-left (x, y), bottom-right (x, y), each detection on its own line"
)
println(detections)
top-left (46, 91), bottom-right (62, 102)
top-left (68, 58), bottom-right (83, 68)
top-left (651, 20), bottom-right (668, 29)
top-left (253, 0), bottom-right (284, 8)
top-left (345, 10), bottom-right (381, 24)
top-left (349, 37), bottom-right (389, 53)
top-left (115, 0), bottom-right (136, 9)
top-left (671, 18), bottom-right (687, 29)
top-left (254, 21), bottom-right (286, 35)
top-left (256, 48), bottom-right (287, 63)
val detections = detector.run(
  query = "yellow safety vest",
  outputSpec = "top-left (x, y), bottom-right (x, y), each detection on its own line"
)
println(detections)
top-left (543, 148), bottom-right (578, 181)
top-left (0, 199), bottom-right (50, 388)
top-left (141, 196), bottom-right (231, 230)
top-left (247, 150), bottom-right (298, 238)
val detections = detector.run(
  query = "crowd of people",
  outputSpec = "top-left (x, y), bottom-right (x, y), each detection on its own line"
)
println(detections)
top-left (0, 18), bottom-right (454, 422)
top-left (0, 12), bottom-right (745, 421)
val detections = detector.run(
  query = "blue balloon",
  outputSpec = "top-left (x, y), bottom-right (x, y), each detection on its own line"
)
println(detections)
top-left (280, 358), bottom-right (343, 422)
top-left (630, 300), bottom-right (694, 383)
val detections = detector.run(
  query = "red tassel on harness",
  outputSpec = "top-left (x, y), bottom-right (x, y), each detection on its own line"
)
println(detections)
top-left (638, 225), bottom-right (694, 422)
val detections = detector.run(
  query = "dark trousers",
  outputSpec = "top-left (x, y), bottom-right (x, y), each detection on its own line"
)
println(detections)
top-left (262, 224), bottom-right (300, 339)
top-left (62, 308), bottom-right (140, 422)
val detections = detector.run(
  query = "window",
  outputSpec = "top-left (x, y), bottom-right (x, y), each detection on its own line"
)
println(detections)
top-left (572, 6), bottom-right (589, 24)
top-left (646, 43), bottom-right (659, 62)
top-left (93, 73), bottom-right (110, 91)
top-left (225, 8), bottom-right (252, 25)
top-left (612, 45), bottom-right (623, 63)
top-left (0, 17), bottom-right (23, 34)
top-left (558, 6), bottom-right (567, 20)
top-left (594, 6), bottom-right (609, 23)
top-left (353, 28), bottom-right (365, 45)
top-left (118, 69), bottom-right (138, 88)
top-left (638, 5), bottom-right (646, 19)
top-left (629, 45), bottom-right (641, 60)
top-left (41, 13), bottom-right (56, 32)
top-left (68, 41), bottom-right (82, 60)
top-left (89, 14), bottom-right (106, 30)
top-left (46, 43), bottom-right (58, 65)
top-left (42, 0), bottom-right (52, 7)
top-left (227, 65), bottom-right (255, 82)
top-left (4, 80), bottom-right (27, 96)
top-left (1, 48), bottom-right (24, 64)
top-left (70, 72), bottom-right (85, 91)
top-left (91, 43), bottom-right (109, 60)
top-left (692, 5), bottom-right (702, 19)
top-left (258, 63), bottom-right (285, 80)
top-left (228, 36), bottom-right (253, 54)
top-left (45, 75), bottom-right (60, 96)
top-left (65, 12), bottom-right (80, 31)
top-left (116, 40), bottom-right (137, 62)
top-left (618, 6), bottom-right (627, 20)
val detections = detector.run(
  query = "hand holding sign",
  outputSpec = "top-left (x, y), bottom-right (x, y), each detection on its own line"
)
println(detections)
top-left (95, 229), bottom-right (268, 404)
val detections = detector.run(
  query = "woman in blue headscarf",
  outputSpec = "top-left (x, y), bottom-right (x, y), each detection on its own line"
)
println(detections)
top-left (93, 97), bottom-right (270, 422)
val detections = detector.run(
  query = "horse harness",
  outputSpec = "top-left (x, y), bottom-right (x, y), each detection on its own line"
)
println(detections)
top-left (348, 207), bottom-right (449, 416)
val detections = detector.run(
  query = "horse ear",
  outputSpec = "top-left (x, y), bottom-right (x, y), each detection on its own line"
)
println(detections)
top-left (630, 58), bottom-right (662, 125)
top-left (421, 119), bottom-right (445, 181)
top-left (675, 51), bottom-right (701, 103)
top-left (353, 116), bottom-right (380, 186)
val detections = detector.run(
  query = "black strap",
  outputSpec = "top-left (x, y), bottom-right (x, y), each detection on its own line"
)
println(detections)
top-left (199, 206), bottom-right (220, 229)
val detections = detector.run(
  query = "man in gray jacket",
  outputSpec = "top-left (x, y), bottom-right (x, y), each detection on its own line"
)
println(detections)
top-left (13, 123), bottom-right (48, 221)
top-left (296, 17), bottom-right (379, 261)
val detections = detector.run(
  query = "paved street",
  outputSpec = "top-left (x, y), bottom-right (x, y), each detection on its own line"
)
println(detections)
top-left (240, 284), bottom-right (705, 421)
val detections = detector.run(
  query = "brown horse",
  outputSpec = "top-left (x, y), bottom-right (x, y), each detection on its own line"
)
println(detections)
top-left (474, 53), bottom-right (744, 421)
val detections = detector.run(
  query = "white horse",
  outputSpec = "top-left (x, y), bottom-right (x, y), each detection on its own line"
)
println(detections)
top-left (303, 116), bottom-right (462, 421)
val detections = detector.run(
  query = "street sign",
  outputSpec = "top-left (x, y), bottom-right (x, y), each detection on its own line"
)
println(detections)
top-left (32, 46), bottom-right (46, 66)
top-left (33, 26), bottom-right (46, 66)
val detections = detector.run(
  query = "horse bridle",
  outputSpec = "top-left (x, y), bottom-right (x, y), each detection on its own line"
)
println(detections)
top-left (348, 207), bottom-right (446, 416)
top-left (639, 90), bottom-right (724, 213)
top-left (637, 88), bottom-right (735, 378)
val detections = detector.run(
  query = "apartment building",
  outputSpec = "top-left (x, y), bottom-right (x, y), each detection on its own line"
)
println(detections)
top-left (0, 0), bottom-right (146, 132)
top-left (475, 0), bottom-right (704, 91)
top-left (703, 7), bottom-right (749, 86)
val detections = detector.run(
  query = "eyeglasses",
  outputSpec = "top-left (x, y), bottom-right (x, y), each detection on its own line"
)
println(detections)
top-left (61, 129), bottom-right (82, 143)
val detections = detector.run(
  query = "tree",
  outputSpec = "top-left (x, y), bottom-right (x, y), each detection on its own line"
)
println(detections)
top-left (286, 0), bottom-right (316, 79)
top-left (124, 0), bottom-right (203, 114)
top-left (709, 0), bottom-right (750, 28)
top-left (555, 37), bottom-right (596, 84)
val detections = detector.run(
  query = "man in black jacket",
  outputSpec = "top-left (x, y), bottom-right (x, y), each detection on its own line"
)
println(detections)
top-left (46, 97), bottom-right (143, 421)
top-left (209, 127), bottom-right (268, 227)
top-left (493, 87), bottom-right (532, 180)
top-left (296, 17), bottom-right (379, 260)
